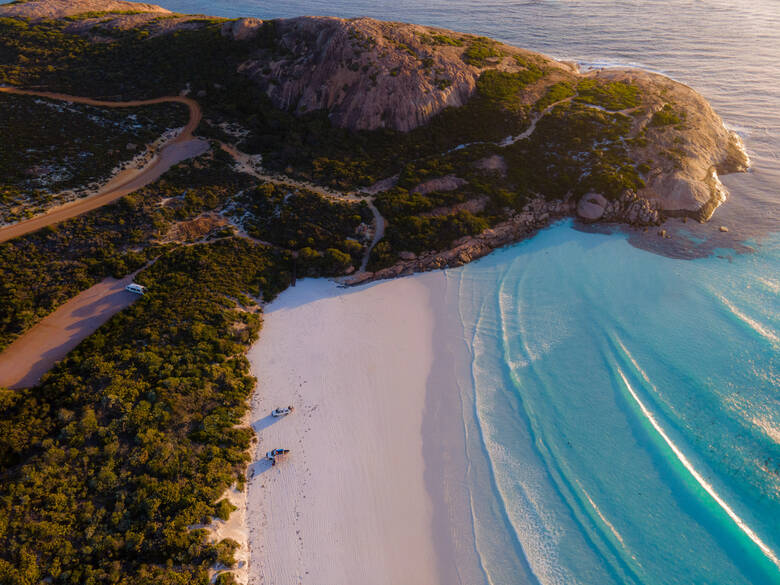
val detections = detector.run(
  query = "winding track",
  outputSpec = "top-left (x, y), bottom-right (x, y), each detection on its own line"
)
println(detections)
top-left (0, 87), bottom-right (207, 244)
top-left (0, 88), bottom-right (615, 263)
top-left (0, 88), bottom-right (386, 271)
top-left (220, 143), bottom-right (385, 273)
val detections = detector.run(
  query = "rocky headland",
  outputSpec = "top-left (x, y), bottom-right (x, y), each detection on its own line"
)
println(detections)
top-left (217, 13), bottom-right (748, 220)
top-left (0, 0), bottom-right (750, 281)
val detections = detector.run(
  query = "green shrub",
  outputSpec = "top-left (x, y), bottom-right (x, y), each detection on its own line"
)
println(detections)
top-left (237, 182), bottom-right (371, 271)
top-left (649, 103), bottom-right (683, 127)
top-left (575, 79), bottom-right (641, 110)
top-left (214, 499), bottom-right (237, 521)
top-left (476, 68), bottom-right (544, 109)
top-left (434, 33), bottom-right (463, 46)
top-left (215, 572), bottom-right (239, 585)
top-left (535, 81), bottom-right (575, 111)
top-left (215, 539), bottom-right (239, 567)
top-left (463, 37), bottom-right (502, 67)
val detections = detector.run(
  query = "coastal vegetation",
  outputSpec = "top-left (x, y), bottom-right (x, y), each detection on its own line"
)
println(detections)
top-left (369, 100), bottom-right (644, 269)
top-left (419, 32), bottom-right (463, 47)
top-left (0, 151), bottom-right (254, 351)
top-left (0, 12), bottom-right (644, 203)
top-left (650, 103), bottom-right (685, 127)
top-left (574, 78), bottom-right (641, 110)
top-left (462, 36), bottom-right (503, 67)
top-left (233, 183), bottom-right (372, 274)
top-left (0, 145), bottom-right (373, 580)
top-left (0, 93), bottom-right (187, 223)
top-left (534, 81), bottom-right (576, 111)
top-left (0, 237), bottom-right (290, 585)
top-left (476, 68), bottom-right (545, 110)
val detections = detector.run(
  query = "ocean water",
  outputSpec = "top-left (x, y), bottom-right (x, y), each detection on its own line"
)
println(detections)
top-left (447, 222), bottom-right (779, 584)
top-left (117, 1), bottom-right (780, 583)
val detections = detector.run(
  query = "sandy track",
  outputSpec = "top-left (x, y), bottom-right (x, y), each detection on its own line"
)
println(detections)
top-left (0, 87), bottom-right (208, 244)
top-left (0, 275), bottom-right (140, 389)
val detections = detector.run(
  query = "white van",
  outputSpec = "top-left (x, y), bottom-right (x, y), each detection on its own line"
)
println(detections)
top-left (125, 283), bottom-right (146, 295)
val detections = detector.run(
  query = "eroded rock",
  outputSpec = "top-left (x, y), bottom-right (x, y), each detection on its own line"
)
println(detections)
top-left (411, 175), bottom-right (467, 195)
top-left (577, 192), bottom-right (607, 221)
top-left (221, 17), bottom-right (263, 40)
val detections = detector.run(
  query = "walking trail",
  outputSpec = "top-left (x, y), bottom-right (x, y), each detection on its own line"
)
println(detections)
top-left (220, 143), bottom-right (385, 273)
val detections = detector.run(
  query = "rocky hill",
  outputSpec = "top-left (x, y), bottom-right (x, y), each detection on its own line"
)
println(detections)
top-left (0, 0), bottom-right (169, 20)
top-left (0, 0), bottom-right (215, 38)
top-left (228, 16), bottom-right (575, 132)
top-left (224, 14), bottom-right (747, 221)
top-left (0, 0), bottom-right (750, 252)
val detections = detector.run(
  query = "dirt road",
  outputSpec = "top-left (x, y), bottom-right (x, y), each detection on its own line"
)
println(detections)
top-left (0, 87), bottom-right (208, 244)
top-left (0, 275), bottom-right (140, 389)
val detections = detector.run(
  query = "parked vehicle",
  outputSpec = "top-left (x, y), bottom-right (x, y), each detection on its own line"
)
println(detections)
top-left (125, 283), bottom-right (146, 295)
top-left (271, 406), bottom-right (294, 417)
top-left (266, 448), bottom-right (290, 466)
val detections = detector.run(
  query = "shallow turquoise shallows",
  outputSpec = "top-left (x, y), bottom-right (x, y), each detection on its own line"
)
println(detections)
top-left (448, 221), bottom-right (778, 584)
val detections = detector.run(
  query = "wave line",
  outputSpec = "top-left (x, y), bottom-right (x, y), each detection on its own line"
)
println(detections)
top-left (616, 368), bottom-right (780, 571)
top-left (716, 293), bottom-right (779, 344)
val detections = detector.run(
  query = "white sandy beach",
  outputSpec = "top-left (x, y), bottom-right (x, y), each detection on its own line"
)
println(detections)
top-left (245, 274), bottom-right (477, 585)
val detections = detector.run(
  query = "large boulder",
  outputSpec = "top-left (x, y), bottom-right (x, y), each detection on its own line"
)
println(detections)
top-left (221, 17), bottom-right (264, 41)
top-left (577, 192), bottom-right (608, 221)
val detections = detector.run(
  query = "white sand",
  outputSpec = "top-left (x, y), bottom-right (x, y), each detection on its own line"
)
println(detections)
top-left (246, 276), bottom-right (443, 585)
top-left (208, 484), bottom-right (249, 584)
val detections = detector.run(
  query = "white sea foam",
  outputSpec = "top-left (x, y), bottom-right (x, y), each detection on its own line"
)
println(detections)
top-left (576, 480), bottom-right (628, 549)
top-left (751, 415), bottom-right (780, 446)
top-left (616, 368), bottom-right (780, 571)
top-left (716, 293), bottom-right (779, 344)
top-left (756, 276), bottom-right (780, 295)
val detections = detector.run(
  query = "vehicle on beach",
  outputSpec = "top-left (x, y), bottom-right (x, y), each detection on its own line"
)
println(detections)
top-left (271, 405), bottom-right (294, 417)
top-left (125, 283), bottom-right (146, 295)
top-left (266, 448), bottom-right (290, 466)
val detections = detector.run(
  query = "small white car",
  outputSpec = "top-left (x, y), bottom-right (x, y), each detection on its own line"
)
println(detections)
top-left (271, 406), bottom-right (294, 417)
top-left (125, 283), bottom-right (146, 295)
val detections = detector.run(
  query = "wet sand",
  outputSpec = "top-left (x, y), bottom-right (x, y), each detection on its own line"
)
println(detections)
top-left (0, 276), bottom-right (139, 389)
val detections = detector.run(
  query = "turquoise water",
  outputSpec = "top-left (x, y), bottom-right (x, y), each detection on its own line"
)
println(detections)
top-left (82, 1), bottom-right (777, 582)
top-left (448, 222), bottom-right (779, 584)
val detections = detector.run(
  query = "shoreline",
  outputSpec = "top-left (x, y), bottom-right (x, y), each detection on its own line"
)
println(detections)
top-left (240, 268), bottom-right (544, 585)
top-left (426, 268), bottom-right (542, 585)
top-left (422, 270), bottom-right (491, 585)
